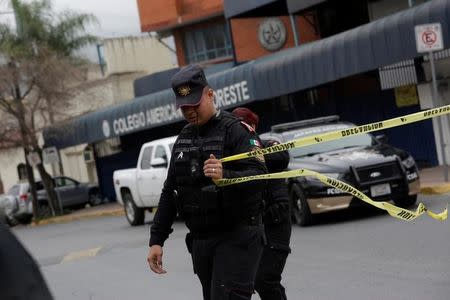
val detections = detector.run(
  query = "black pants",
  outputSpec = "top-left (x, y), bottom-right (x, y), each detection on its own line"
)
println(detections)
top-left (255, 221), bottom-right (291, 300)
top-left (189, 225), bottom-right (265, 300)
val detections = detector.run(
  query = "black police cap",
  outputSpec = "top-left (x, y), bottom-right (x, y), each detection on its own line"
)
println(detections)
top-left (171, 64), bottom-right (209, 108)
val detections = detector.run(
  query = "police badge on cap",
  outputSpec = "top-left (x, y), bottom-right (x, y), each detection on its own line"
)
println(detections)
top-left (171, 65), bottom-right (209, 108)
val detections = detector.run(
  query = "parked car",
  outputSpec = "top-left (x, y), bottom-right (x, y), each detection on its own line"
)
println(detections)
top-left (0, 200), bottom-right (8, 225)
top-left (35, 176), bottom-right (103, 215)
top-left (260, 116), bottom-right (420, 226)
top-left (0, 182), bottom-right (33, 225)
top-left (113, 136), bottom-right (177, 226)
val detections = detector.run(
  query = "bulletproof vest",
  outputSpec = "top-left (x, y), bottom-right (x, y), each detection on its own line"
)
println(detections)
top-left (172, 115), bottom-right (238, 234)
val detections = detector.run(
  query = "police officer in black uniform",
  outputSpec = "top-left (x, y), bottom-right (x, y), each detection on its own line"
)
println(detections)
top-left (232, 107), bottom-right (292, 300)
top-left (0, 224), bottom-right (54, 300)
top-left (147, 65), bottom-right (267, 300)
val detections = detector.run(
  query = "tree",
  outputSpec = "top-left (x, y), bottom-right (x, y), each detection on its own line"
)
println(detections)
top-left (0, 0), bottom-right (97, 219)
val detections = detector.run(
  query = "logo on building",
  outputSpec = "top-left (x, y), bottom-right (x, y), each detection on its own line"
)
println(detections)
top-left (102, 120), bottom-right (111, 138)
top-left (258, 18), bottom-right (287, 52)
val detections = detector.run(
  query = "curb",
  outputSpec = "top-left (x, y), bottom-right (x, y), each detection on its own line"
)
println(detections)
top-left (31, 209), bottom-right (124, 227)
top-left (420, 183), bottom-right (450, 195)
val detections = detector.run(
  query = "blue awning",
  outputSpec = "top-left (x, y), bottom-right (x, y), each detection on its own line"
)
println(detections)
top-left (224, 0), bottom-right (280, 18)
top-left (44, 0), bottom-right (450, 149)
top-left (287, 0), bottom-right (326, 14)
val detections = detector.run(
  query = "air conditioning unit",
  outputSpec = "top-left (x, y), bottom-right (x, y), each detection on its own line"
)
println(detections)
top-left (83, 149), bottom-right (94, 163)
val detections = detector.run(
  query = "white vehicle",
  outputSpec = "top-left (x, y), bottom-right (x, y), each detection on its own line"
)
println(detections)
top-left (0, 182), bottom-right (33, 226)
top-left (113, 136), bottom-right (177, 226)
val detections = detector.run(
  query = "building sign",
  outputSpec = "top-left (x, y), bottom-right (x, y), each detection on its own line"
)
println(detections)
top-left (27, 152), bottom-right (41, 167)
top-left (102, 120), bottom-right (111, 138)
top-left (42, 147), bottom-right (60, 164)
top-left (214, 81), bottom-right (251, 108)
top-left (258, 18), bottom-right (287, 51)
top-left (415, 23), bottom-right (444, 53)
top-left (106, 103), bottom-right (182, 137)
top-left (100, 81), bottom-right (252, 138)
top-left (395, 85), bottom-right (419, 108)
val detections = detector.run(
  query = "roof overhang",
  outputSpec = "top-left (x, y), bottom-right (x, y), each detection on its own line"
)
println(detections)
top-left (44, 0), bottom-right (450, 149)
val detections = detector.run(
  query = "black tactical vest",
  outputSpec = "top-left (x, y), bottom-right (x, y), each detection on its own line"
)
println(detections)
top-left (172, 114), bottom-right (239, 234)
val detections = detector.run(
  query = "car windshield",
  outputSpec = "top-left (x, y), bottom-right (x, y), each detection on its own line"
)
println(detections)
top-left (284, 125), bottom-right (375, 158)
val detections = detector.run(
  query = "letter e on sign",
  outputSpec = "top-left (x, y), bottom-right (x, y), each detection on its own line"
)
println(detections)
top-left (415, 23), bottom-right (444, 53)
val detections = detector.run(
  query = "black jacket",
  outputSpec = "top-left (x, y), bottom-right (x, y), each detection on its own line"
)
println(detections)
top-left (262, 139), bottom-right (292, 251)
top-left (149, 111), bottom-right (267, 246)
top-left (0, 224), bottom-right (53, 300)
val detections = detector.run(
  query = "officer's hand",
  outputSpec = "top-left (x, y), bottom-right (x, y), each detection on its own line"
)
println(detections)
top-left (203, 154), bottom-right (223, 180)
top-left (147, 245), bottom-right (167, 274)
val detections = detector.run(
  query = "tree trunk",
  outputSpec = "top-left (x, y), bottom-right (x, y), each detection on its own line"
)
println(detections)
top-left (15, 92), bottom-right (40, 220)
top-left (36, 161), bottom-right (59, 216)
top-left (46, 98), bottom-right (65, 176)
top-left (14, 82), bottom-right (59, 217)
top-left (31, 141), bottom-right (60, 216)
top-left (23, 148), bottom-right (39, 220)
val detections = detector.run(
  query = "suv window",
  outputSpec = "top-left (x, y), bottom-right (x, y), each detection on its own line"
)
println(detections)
top-left (140, 146), bottom-right (153, 170)
top-left (63, 178), bottom-right (77, 187)
top-left (154, 145), bottom-right (167, 161)
top-left (8, 185), bottom-right (20, 196)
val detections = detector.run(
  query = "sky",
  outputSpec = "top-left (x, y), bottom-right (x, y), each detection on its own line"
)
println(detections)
top-left (0, 0), bottom-right (142, 36)
top-left (51, 0), bottom-right (142, 37)
top-left (0, 0), bottom-right (145, 61)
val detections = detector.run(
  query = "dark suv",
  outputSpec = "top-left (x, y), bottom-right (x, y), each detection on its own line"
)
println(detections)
top-left (260, 116), bottom-right (420, 226)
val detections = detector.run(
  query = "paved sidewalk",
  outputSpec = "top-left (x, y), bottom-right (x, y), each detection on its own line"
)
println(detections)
top-left (419, 166), bottom-right (450, 195)
top-left (32, 202), bottom-right (124, 226)
top-left (31, 166), bottom-right (450, 226)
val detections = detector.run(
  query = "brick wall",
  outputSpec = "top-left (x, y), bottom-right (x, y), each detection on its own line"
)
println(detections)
top-left (137, 0), bottom-right (223, 32)
top-left (173, 17), bottom-right (229, 66)
top-left (231, 13), bottom-right (320, 63)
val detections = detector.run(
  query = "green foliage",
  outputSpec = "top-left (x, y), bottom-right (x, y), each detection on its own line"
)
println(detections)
top-left (0, 0), bottom-right (98, 59)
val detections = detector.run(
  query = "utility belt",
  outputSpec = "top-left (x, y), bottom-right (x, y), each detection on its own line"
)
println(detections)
top-left (189, 213), bottom-right (263, 239)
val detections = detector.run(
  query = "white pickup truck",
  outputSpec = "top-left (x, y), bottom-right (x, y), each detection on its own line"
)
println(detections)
top-left (113, 135), bottom-right (177, 226)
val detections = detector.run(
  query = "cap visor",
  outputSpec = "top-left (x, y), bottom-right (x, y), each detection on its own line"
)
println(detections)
top-left (176, 91), bottom-right (203, 108)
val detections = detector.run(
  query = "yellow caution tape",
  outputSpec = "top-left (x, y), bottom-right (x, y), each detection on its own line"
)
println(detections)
top-left (215, 169), bottom-right (448, 222)
top-left (221, 104), bottom-right (450, 163)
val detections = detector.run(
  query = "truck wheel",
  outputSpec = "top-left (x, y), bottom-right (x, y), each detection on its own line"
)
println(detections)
top-left (394, 195), bottom-right (417, 208)
top-left (123, 192), bottom-right (145, 226)
top-left (290, 184), bottom-right (313, 226)
top-left (38, 202), bottom-right (51, 218)
top-left (18, 214), bottom-right (33, 224)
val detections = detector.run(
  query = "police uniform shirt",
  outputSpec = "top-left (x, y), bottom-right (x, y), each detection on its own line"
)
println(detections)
top-left (149, 110), bottom-right (267, 247)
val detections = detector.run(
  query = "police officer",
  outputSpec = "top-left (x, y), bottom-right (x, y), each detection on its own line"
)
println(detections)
top-left (232, 107), bottom-right (292, 300)
top-left (0, 224), bottom-right (54, 300)
top-left (147, 65), bottom-right (267, 300)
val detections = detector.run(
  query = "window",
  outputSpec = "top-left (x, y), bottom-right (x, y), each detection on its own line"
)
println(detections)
top-left (184, 23), bottom-right (233, 64)
top-left (63, 178), bottom-right (77, 187)
top-left (140, 146), bottom-right (153, 170)
top-left (17, 163), bottom-right (27, 180)
top-left (8, 185), bottom-right (20, 196)
top-left (154, 145), bottom-right (167, 161)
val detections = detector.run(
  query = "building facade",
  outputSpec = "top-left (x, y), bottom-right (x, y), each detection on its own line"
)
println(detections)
top-left (42, 0), bottom-right (450, 201)
top-left (0, 35), bottom-right (175, 192)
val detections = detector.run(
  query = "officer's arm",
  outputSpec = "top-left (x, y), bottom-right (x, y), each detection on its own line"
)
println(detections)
top-left (262, 139), bottom-right (290, 172)
top-left (222, 122), bottom-right (267, 178)
top-left (149, 157), bottom-right (177, 247)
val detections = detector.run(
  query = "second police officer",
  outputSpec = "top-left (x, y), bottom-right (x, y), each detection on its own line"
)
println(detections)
top-left (232, 107), bottom-right (292, 300)
top-left (147, 65), bottom-right (268, 300)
